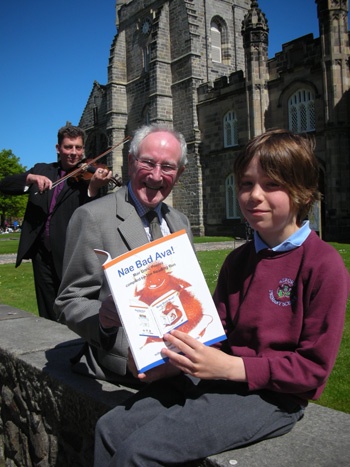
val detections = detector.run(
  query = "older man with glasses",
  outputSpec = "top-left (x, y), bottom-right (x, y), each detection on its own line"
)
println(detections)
top-left (54, 124), bottom-right (193, 384)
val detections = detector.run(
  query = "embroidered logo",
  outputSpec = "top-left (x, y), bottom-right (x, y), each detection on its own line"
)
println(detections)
top-left (269, 277), bottom-right (295, 307)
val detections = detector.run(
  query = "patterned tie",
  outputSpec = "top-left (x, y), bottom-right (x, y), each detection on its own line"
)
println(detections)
top-left (146, 210), bottom-right (163, 240)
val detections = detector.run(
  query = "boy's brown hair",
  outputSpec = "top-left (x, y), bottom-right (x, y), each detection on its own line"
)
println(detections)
top-left (234, 129), bottom-right (321, 223)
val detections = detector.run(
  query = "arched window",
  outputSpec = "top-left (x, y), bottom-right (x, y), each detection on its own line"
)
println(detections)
top-left (211, 22), bottom-right (222, 63)
top-left (142, 105), bottom-right (151, 125)
top-left (143, 45), bottom-right (150, 72)
top-left (225, 174), bottom-right (239, 219)
top-left (288, 89), bottom-right (315, 133)
top-left (224, 111), bottom-right (238, 147)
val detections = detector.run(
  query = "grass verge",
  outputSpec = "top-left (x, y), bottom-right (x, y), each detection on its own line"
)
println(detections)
top-left (0, 236), bottom-right (349, 413)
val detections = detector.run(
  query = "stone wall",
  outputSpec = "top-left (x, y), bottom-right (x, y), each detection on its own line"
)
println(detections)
top-left (1, 304), bottom-right (350, 467)
top-left (0, 306), bottom-right (136, 467)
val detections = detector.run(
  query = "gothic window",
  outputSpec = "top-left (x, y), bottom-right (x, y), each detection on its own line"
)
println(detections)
top-left (288, 89), bottom-right (315, 133)
top-left (211, 22), bottom-right (222, 63)
top-left (225, 174), bottom-right (239, 219)
top-left (143, 45), bottom-right (150, 72)
top-left (211, 17), bottom-right (230, 64)
top-left (142, 105), bottom-right (151, 125)
top-left (93, 106), bottom-right (98, 125)
top-left (224, 111), bottom-right (238, 147)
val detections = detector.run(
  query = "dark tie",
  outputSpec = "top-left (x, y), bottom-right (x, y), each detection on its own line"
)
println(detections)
top-left (49, 170), bottom-right (66, 213)
top-left (43, 170), bottom-right (66, 250)
top-left (146, 210), bottom-right (163, 240)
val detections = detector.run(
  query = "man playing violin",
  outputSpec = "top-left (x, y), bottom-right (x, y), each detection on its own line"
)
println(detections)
top-left (54, 124), bottom-right (192, 384)
top-left (0, 124), bottom-right (113, 321)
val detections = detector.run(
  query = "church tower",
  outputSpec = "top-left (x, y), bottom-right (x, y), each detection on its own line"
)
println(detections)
top-left (316, 0), bottom-right (350, 239)
top-left (242, 0), bottom-right (269, 137)
top-left (79, 0), bottom-right (350, 240)
top-left (89, 0), bottom-right (251, 236)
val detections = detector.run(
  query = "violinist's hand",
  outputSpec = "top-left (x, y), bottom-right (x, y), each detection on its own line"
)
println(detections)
top-left (127, 349), bottom-right (181, 383)
top-left (27, 174), bottom-right (52, 193)
top-left (99, 294), bottom-right (122, 329)
top-left (88, 167), bottom-right (113, 197)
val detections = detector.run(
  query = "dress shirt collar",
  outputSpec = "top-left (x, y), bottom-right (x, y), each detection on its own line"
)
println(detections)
top-left (128, 182), bottom-right (162, 220)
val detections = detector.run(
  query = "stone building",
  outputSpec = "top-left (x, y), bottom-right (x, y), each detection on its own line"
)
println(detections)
top-left (79, 0), bottom-right (350, 241)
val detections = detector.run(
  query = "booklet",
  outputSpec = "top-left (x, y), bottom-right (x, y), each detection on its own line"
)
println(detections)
top-left (95, 229), bottom-right (226, 373)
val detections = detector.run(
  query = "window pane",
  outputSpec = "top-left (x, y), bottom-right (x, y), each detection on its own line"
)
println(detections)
top-left (288, 89), bottom-right (315, 133)
top-left (211, 25), bottom-right (222, 63)
top-left (225, 174), bottom-right (239, 219)
top-left (224, 111), bottom-right (238, 147)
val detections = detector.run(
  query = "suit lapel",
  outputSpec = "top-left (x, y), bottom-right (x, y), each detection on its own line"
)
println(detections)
top-left (112, 187), bottom-right (189, 251)
top-left (56, 179), bottom-right (73, 203)
top-left (116, 187), bottom-right (149, 249)
top-left (118, 213), bottom-right (149, 249)
top-left (162, 204), bottom-right (182, 234)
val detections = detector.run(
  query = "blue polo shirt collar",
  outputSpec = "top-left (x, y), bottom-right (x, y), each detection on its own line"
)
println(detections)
top-left (255, 221), bottom-right (312, 253)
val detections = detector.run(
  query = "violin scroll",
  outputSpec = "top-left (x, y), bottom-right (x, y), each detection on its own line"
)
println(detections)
top-left (110, 173), bottom-right (123, 188)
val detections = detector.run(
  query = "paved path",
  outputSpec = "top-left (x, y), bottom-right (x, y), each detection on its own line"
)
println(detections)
top-left (194, 240), bottom-right (245, 251)
top-left (0, 254), bottom-right (17, 264)
top-left (0, 241), bottom-right (246, 265)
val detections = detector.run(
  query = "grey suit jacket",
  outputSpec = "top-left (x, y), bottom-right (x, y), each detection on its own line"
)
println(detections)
top-left (54, 185), bottom-right (193, 382)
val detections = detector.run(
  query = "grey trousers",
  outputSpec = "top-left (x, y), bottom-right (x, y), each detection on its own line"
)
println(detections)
top-left (94, 374), bottom-right (304, 467)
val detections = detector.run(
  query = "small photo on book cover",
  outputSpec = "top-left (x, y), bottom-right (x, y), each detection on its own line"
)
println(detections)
top-left (131, 289), bottom-right (188, 338)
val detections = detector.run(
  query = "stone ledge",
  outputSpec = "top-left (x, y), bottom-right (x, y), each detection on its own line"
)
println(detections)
top-left (204, 402), bottom-right (350, 466)
top-left (1, 305), bottom-right (349, 466)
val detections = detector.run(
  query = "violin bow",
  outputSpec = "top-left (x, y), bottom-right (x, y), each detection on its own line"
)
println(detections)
top-left (50, 136), bottom-right (131, 190)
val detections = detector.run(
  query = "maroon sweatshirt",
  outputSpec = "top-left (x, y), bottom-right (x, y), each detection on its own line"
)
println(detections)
top-left (213, 231), bottom-right (350, 403)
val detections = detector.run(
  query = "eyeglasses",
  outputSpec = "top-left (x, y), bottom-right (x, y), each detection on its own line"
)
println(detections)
top-left (135, 157), bottom-right (178, 174)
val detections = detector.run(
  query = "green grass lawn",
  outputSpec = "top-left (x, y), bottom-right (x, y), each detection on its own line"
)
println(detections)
top-left (0, 232), bottom-right (21, 254)
top-left (0, 233), bottom-right (349, 413)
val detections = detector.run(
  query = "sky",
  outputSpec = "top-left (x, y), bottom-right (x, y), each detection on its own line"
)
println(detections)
top-left (0, 0), bottom-right (334, 169)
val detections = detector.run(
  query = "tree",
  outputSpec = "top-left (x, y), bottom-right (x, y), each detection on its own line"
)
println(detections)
top-left (0, 149), bottom-right (28, 228)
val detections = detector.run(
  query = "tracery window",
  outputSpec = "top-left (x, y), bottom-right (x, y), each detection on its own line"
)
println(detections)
top-left (288, 89), bottom-right (315, 133)
top-left (225, 174), bottom-right (239, 219)
top-left (224, 111), bottom-right (238, 147)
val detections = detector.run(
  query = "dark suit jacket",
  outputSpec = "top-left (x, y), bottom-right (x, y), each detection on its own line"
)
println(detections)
top-left (54, 185), bottom-right (193, 381)
top-left (0, 162), bottom-right (92, 279)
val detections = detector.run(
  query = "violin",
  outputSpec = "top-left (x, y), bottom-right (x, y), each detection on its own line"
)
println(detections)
top-left (50, 136), bottom-right (130, 190)
top-left (67, 160), bottom-right (123, 189)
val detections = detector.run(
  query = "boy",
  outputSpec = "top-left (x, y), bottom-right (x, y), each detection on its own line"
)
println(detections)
top-left (94, 129), bottom-right (350, 466)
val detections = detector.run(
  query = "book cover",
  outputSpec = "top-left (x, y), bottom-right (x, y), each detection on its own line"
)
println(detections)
top-left (95, 229), bottom-right (226, 373)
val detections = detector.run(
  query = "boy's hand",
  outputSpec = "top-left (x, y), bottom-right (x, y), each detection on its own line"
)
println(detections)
top-left (128, 349), bottom-right (180, 383)
top-left (162, 330), bottom-right (247, 382)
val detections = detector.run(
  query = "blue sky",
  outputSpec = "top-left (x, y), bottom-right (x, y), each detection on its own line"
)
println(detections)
top-left (0, 1), bottom-right (333, 169)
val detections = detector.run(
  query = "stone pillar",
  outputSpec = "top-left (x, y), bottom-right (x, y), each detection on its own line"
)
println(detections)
top-left (316, 0), bottom-right (350, 240)
top-left (242, 0), bottom-right (270, 138)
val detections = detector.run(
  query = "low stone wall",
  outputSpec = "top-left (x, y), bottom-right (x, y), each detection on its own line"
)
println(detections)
top-left (0, 306), bottom-right (137, 467)
top-left (1, 304), bottom-right (350, 467)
